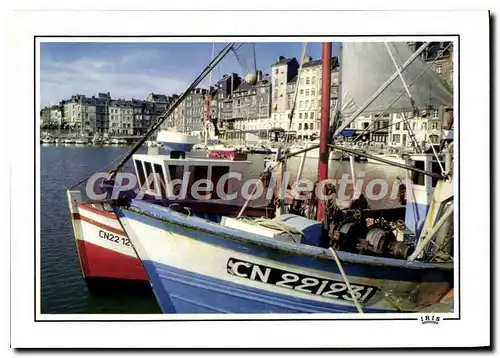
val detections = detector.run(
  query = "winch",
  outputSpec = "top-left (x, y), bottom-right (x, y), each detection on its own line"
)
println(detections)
top-left (330, 219), bottom-right (415, 260)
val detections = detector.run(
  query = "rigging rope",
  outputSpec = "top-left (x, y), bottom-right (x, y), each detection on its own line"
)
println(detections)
top-left (328, 247), bottom-right (364, 313)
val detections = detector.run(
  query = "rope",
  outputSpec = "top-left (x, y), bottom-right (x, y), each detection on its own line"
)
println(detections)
top-left (328, 247), bottom-right (364, 313)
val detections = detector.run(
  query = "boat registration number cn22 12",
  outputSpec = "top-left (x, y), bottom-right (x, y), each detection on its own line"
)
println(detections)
top-left (226, 258), bottom-right (378, 304)
top-left (98, 230), bottom-right (131, 247)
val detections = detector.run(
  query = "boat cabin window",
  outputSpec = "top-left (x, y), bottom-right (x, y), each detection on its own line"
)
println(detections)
top-left (188, 165), bottom-right (209, 199)
top-left (144, 161), bottom-right (154, 191)
top-left (168, 165), bottom-right (184, 181)
top-left (411, 160), bottom-right (425, 186)
top-left (431, 162), bottom-right (444, 188)
top-left (411, 159), bottom-right (445, 188)
top-left (211, 166), bottom-right (230, 199)
top-left (154, 164), bottom-right (167, 197)
top-left (135, 160), bottom-right (146, 188)
top-left (190, 165), bottom-right (209, 182)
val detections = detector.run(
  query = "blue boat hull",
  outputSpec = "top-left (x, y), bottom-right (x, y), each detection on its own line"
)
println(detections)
top-left (116, 200), bottom-right (453, 314)
top-left (142, 260), bottom-right (392, 313)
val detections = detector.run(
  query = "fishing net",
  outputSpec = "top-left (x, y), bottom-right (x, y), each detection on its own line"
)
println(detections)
top-left (231, 43), bottom-right (258, 84)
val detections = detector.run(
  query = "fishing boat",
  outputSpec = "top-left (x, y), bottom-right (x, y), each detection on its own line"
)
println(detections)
top-left (41, 134), bottom-right (55, 144)
top-left (111, 138), bottom-right (128, 145)
top-left (113, 42), bottom-right (454, 314)
top-left (92, 133), bottom-right (103, 146)
top-left (75, 135), bottom-right (88, 145)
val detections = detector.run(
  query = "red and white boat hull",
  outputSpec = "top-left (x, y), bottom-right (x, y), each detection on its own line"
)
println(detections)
top-left (67, 190), bottom-right (148, 282)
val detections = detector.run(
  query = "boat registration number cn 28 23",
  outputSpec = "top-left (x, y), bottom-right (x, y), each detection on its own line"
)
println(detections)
top-left (227, 257), bottom-right (378, 303)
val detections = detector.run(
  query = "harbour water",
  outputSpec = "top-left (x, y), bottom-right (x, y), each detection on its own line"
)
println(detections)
top-left (40, 145), bottom-right (406, 314)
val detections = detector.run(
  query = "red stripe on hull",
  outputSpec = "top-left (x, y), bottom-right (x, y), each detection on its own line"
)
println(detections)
top-left (78, 204), bottom-right (117, 219)
top-left (77, 240), bottom-right (148, 282)
top-left (73, 213), bottom-right (126, 236)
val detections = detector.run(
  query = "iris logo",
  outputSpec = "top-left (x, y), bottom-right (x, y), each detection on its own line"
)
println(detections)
top-left (420, 315), bottom-right (441, 325)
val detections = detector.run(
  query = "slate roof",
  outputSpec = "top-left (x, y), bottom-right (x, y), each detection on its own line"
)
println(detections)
top-left (298, 56), bottom-right (339, 69)
top-left (272, 57), bottom-right (295, 66)
top-left (149, 93), bottom-right (168, 102)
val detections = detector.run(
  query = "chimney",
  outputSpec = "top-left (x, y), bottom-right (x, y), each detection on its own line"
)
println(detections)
top-left (277, 55), bottom-right (285, 62)
top-left (256, 70), bottom-right (263, 82)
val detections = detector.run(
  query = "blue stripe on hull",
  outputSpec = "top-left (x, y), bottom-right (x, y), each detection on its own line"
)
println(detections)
top-left (120, 206), bottom-right (453, 284)
top-left (143, 260), bottom-right (395, 314)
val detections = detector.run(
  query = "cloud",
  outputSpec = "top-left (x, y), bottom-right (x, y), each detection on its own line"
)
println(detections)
top-left (40, 50), bottom-right (191, 107)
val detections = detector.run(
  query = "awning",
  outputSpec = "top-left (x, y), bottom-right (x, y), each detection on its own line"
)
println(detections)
top-left (340, 129), bottom-right (357, 137)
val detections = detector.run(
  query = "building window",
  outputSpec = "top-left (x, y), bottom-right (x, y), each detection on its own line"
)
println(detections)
top-left (298, 123), bottom-right (302, 130)
top-left (311, 89), bottom-right (316, 96)
top-left (310, 123), bottom-right (314, 130)
top-left (433, 109), bottom-right (439, 119)
top-left (275, 69), bottom-right (279, 75)
top-left (310, 112), bottom-right (315, 119)
top-left (300, 89), bottom-right (304, 95)
top-left (305, 100), bottom-right (309, 108)
top-left (304, 123), bottom-right (309, 130)
top-left (311, 100), bottom-right (315, 108)
top-left (299, 101), bottom-right (304, 109)
top-left (312, 76), bottom-right (316, 84)
top-left (432, 122), bottom-right (439, 130)
top-left (393, 134), bottom-right (400, 144)
top-left (395, 122), bottom-right (400, 130)
top-left (305, 89), bottom-right (309, 96)
top-left (306, 77), bottom-right (310, 85)
top-left (304, 112), bottom-right (308, 119)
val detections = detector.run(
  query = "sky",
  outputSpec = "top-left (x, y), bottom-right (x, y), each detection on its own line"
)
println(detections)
top-left (40, 42), bottom-right (339, 108)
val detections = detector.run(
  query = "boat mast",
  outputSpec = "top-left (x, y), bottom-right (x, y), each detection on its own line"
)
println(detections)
top-left (335, 43), bottom-right (343, 135)
top-left (317, 42), bottom-right (332, 222)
